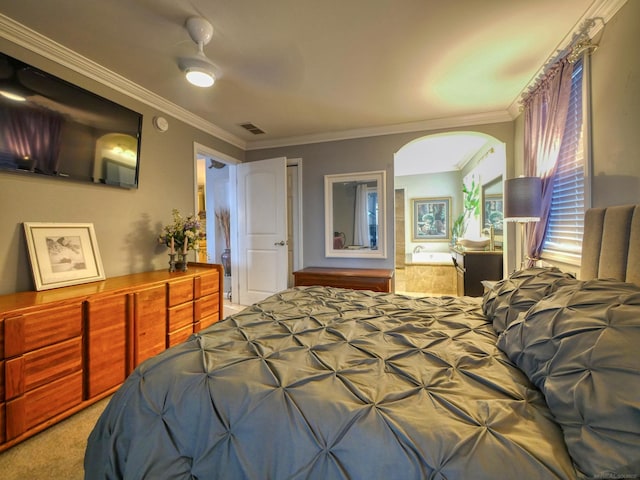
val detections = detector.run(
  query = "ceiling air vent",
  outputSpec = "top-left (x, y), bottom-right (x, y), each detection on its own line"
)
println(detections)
top-left (239, 122), bottom-right (265, 135)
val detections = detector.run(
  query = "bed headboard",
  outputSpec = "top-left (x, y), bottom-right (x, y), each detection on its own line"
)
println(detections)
top-left (581, 204), bottom-right (640, 285)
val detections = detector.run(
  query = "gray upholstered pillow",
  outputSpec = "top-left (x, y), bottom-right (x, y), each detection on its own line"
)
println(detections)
top-left (482, 267), bottom-right (576, 333)
top-left (497, 279), bottom-right (640, 478)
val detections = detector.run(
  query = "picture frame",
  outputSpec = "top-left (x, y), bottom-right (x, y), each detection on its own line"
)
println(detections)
top-left (23, 222), bottom-right (105, 291)
top-left (411, 197), bottom-right (451, 242)
top-left (482, 194), bottom-right (504, 236)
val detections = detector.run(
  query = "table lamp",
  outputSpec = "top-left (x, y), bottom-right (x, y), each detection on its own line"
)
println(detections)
top-left (504, 176), bottom-right (542, 270)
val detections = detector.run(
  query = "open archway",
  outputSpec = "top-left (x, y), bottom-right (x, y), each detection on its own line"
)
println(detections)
top-left (393, 131), bottom-right (506, 296)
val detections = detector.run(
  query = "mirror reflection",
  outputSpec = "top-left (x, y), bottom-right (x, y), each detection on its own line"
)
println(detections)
top-left (325, 171), bottom-right (387, 258)
top-left (482, 175), bottom-right (504, 243)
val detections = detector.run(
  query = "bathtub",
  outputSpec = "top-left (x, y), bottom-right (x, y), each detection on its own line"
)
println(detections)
top-left (410, 251), bottom-right (453, 265)
top-left (401, 251), bottom-right (457, 296)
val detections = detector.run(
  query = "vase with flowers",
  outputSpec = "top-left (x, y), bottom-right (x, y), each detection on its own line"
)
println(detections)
top-left (215, 208), bottom-right (231, 276)
top-left (159, 209), bottom-right (203, 272)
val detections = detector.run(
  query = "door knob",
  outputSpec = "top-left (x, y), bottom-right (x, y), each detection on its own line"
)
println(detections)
top-left (274, 240), bottom-right (286, 246)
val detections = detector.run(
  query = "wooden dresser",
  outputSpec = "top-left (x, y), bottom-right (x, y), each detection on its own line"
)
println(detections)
top-left (293, 267), bottom-right (394, 292)
top-left (0, 263), bottom-right (222, 452)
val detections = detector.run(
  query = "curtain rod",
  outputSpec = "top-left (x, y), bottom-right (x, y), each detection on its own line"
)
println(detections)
top-left (521, 17), bottom-right (603, 104)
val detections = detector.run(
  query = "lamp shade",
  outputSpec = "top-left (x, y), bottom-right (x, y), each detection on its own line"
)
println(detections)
top-left (504, 176), bottom-right (542, 222)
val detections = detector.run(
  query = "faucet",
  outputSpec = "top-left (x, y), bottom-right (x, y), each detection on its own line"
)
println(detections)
top-left (413, 245), bottom-right (426, 253)
top-left (482, 225), bottom-right (495, 251)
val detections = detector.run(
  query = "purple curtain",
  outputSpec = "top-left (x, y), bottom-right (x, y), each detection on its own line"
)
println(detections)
top-left (1, 105), bottom-right (63, 174)
top-left (522, 57), bottom-right (575, 266)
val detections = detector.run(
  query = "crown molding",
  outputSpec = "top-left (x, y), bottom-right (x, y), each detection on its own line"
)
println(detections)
top-left (0, 14), bottom-right (247, 150)
top-left (0, 14), bottom-right (513, 153)
top-left (245, 110), bottom-right (514, 150)
top-left (3, 1), bottom-right (625, 153)
top-left (507, 0), bottom-right (628, 117)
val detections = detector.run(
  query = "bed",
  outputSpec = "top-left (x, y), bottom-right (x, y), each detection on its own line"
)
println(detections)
top-left (84, 205), bottom-right (640, 479)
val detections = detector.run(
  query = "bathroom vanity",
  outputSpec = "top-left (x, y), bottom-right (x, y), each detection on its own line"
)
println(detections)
top-left (450, 247), bottom-right (503, 296)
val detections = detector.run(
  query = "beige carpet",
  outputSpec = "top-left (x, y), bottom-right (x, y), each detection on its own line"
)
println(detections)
top-left (0, 396), bottom-right (110, 480)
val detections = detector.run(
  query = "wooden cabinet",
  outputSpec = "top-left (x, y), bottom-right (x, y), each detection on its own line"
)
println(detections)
top-left (133, 284), bottom-right (167, 367)
top-left (85, 294), bottom-right (129, 399)
top-left (0, 263), bottom-right (223, 452)
top-left (451, 248), bottom-right (503, 296)
top-left (293, 267), bottom-right (394, 292)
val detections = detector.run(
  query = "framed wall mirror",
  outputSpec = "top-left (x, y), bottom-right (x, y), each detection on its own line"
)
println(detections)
top-left (482, 175), bottom-right (504, 245)
top-left (324, 170), bottom-right (387, 258)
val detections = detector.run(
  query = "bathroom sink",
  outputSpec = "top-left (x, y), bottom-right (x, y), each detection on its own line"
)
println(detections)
top-left (458, 237), bottom-right (490, 250)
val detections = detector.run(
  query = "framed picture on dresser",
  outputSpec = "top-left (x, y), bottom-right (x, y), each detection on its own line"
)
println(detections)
top-left (23, 222), bottom-right (105, 290)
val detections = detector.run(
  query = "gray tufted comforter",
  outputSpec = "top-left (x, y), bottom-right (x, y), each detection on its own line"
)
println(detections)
top-left (84, 286), bottom-right (577, 479)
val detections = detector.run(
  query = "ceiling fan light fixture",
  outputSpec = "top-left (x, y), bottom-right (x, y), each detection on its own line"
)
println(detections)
top-left (185, 66), bottom-right (215, 87)
top-left (180, 16), bottom-right (217, 88)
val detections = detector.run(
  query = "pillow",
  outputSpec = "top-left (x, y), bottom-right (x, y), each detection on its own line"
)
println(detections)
top-left (498, 279), bottom-right (640, 478)
top-left (482, 267), bottom-right (576, 333)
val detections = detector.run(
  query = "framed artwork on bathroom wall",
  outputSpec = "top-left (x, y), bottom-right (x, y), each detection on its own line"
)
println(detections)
top-left (411, 197), bottom-right (451, 242)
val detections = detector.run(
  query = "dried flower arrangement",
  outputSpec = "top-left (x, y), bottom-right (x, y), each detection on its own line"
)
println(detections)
top-left (215, 208), bottom-right (231, 249)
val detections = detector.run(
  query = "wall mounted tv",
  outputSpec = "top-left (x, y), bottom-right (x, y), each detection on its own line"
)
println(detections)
top-left (0, 52), bottom-right (143, 189)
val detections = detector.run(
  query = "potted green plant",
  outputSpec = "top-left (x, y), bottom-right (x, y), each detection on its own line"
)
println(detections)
top-left (451, 178), bottom-right (480, 244)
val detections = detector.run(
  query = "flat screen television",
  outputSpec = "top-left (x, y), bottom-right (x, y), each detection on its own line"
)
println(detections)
top-left (0, 52), bottom-right (143, 188)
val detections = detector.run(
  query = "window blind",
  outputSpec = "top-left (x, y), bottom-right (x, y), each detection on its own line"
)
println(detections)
top-left (542, 59), bottom-right (585, 261)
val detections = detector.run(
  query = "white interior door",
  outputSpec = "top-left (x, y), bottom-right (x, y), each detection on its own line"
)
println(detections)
top-left (237, 157), bottom-right (288, 305)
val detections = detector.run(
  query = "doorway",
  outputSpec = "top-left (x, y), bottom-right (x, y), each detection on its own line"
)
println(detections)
top-left (194, 144), bottom-right (302, 306)
top-left (394, 132), bottom-right (506, 296)
top-left (194, 144), bottom-right (239, 302)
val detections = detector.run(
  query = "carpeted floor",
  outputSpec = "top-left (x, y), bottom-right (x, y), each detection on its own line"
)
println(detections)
top-left (0, 396), bottom-right (110, 480)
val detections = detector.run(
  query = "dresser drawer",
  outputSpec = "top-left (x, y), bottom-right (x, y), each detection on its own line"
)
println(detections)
top-left (167, 278), bottom-right (194, 307)
top-left (5, 337), bottom-right (82, 400)
top-left (197, 272), bottom-right (220, 297)
top-left (194, 314), bottom-right (219, 333)
top-left (194, 294), bottom-right (219, 321)
top-left (4, 303), bottom-right (83, 357)
top-left (167, 323), bottom-right (194, 347)
top-left (5, 370), bottom-right (83, 440)
top-left (167, 302), bottom-right (193, 331)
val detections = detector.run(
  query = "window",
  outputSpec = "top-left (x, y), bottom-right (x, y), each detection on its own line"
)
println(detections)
top-left (542, 58), bottom-right (588, 264)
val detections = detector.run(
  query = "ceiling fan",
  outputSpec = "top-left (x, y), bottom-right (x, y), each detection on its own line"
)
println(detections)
top-left (178, 16), bottom-right (217, 88)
